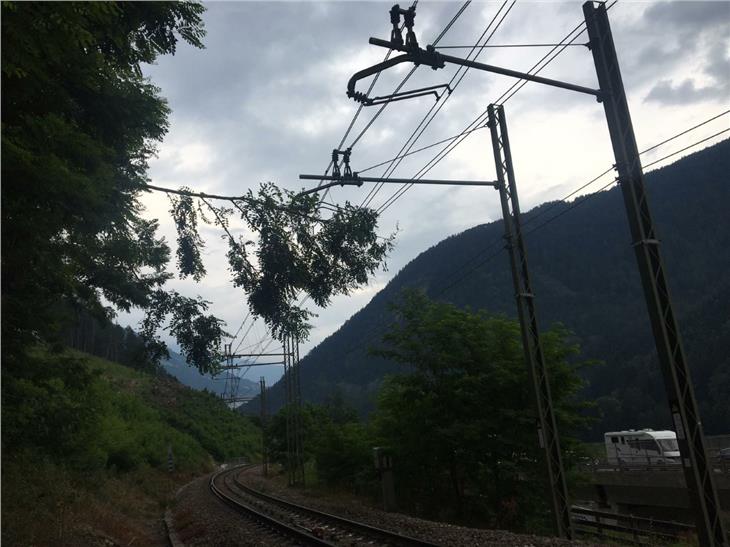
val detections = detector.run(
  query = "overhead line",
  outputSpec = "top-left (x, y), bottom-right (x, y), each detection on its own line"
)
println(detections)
top-left (642, 128), bottom-right (729, 169)
top-left (374, 11), bottom-right (592, 214)
top-left (374, 1), bottom-right (619, 215)
top-left (522, 110), bottom-right (730, 229)
top-left (359, 0), bottom-right (478, 208)
top-left (340, 127), bottom-right (725, 359)
top-left (364, 0), bottom-right (514, 209)
top-left (639, 110), bottom-right (728, 156)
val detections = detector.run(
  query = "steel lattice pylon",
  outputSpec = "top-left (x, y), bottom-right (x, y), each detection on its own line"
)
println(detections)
top-left (488, 104), bottom-right (572, 539)
top-left (283, 335), bottom-right (305, 486)
top-left (584, 3), bottom-right (727, 545)
top-left (221, 343), bottom-right (255, 407)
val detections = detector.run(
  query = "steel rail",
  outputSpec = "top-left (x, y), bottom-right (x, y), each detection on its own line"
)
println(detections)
top-left (232, 467), bottom-right (441, 547)
top-left (209, 465), bottom-right (336, 546)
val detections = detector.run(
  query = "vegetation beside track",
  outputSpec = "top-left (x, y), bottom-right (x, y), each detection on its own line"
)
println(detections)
top-left (264, 291), bottom-right (594, 536)
top-left (1, 348), bottom-right (260, 546)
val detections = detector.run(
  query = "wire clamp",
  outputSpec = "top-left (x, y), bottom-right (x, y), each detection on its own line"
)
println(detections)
top-left (390, 4), bottom-right (404, 46)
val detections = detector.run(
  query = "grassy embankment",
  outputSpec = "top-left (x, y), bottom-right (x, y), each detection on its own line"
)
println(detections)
top-left (2, 349), bottom-right (260, 546)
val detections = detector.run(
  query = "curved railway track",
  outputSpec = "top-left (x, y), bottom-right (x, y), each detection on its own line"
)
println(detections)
top-left (208, 464), bottom-right (441, 546)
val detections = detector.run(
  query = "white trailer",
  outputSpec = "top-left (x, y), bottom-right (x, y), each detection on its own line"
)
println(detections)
top-left (604, 429), bottom-right (680, 465)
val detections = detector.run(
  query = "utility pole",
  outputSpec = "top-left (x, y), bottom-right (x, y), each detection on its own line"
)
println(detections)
top-left (488, 103), bottom-right (571, 538)
top-left (260, 376), bottom-right (268, 477)
top-left (299, 167), bottom-right (572, 532)
top-left (283, 334), bottom-right (305, 486)
top-left (341, 4), bottom-right (726, 542)
top-left (583, 3), bottom-right (726, 545)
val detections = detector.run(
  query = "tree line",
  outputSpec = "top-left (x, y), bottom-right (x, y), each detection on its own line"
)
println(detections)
top-left (264, 291), bottom-right (592, 532)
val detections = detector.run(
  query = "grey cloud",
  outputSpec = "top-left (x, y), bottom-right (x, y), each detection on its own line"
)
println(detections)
top-left (126, 1), bottom-right (726, 360)
top-left (645, 37), bottom-right (730, 105)
top-left (645, 78), bottom-right (727, 105)
top-left (642, 1), bottom-right (729, 30)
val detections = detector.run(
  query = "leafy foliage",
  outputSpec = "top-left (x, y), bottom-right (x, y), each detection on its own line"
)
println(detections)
top-left (2, 348), bottom-right (260, 546)
top-left (169, 183), bottom-right (394, 341)
top-left (0, 1), bottom-right (223, 370)
top-left (370, 291), bottom-right (591, 529)
top-left (1, 348), bottom-right (260, 473)
top-left (2, 1), bottom-right (393, 374)
top-left (265, 395), bottom-right (374, 491)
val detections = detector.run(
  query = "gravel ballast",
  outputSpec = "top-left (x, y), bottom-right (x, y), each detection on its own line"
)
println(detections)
top-left (170, 464), bottom-right (598, 546)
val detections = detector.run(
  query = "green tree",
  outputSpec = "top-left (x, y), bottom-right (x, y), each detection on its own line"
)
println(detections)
top-left (1, 2), bottom-right (392, 372)
top-left (1, 1), bottom-right (218, 369)
top-left (371, 290), bottom-right (592, 530)
top-left (265, 398), bottom-right (373, 490)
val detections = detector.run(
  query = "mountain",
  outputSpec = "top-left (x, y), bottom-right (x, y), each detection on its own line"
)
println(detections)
top-left (246, 139), bottom-right (730, 438)
top-left (162, 349), bottom-right (259, 398)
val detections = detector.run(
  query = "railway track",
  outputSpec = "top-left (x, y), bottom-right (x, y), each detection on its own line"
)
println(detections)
top-left (209, 464), bottom-right (441, 546)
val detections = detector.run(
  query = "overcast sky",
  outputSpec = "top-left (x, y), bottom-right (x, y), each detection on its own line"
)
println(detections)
top-left (120, 0), bottom-right (729, 383)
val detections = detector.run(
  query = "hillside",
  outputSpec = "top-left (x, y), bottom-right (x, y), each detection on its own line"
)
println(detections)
top-left (2, 349), bottom-right (261, 546)
top-left (249, 139), bottom-right (730, 437)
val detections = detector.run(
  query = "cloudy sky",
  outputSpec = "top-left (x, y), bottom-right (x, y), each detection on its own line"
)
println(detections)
top-left (120, 0), bottom-right (729, 383)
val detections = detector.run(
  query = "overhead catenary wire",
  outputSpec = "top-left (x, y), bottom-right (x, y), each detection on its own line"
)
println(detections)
top-left (362, 0), bottom-right (515, 209)
top-left (291, 0), bottom-right (423, 317)
top-left (442, 127), bottom-right (730, 293)
top-left (642, 127), bottom-right (729, 169)
top-left (522, 109), bottom-right (730, 229)
top-left (373, 2), bottom-right (619, 215)
top-left (374, 18), bottom-right (591, 214)
top-left (340, 129), bottom-right (728, 358)
top-left (312, 3), bottom-right (618, 357)
top-left (359, 0), bottom-right (480, 208)
top-left (228, 311), bottom-right (251, 345)
top-left (315, 0), bottom-right (420, 188)
top-left (438, 114), bottom-right (730, 291)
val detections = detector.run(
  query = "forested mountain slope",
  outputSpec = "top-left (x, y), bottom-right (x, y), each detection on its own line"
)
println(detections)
top-left (254, 139), bottom-right (730, 437)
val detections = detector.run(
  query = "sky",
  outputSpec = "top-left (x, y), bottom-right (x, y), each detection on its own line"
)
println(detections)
top-left (120, 0), bottom-right (730, 384)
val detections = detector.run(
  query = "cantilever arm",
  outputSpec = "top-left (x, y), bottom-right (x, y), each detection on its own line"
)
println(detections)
top-left (366, 37), bottom-right (602, 98)
top-left (346, 53), bottom-right (415, 104)
top-left (296, 177), bottom-right (364, 197)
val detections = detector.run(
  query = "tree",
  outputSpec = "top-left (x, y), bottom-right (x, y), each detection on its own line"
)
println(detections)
top-left (1, 1), bottom-right (214, 366)
top-left (165, 183), bottom-right (393, 342)
top-left (1, 2), bottom-right (392, 372)
top-left (371, 290), bottom-right (592, 530)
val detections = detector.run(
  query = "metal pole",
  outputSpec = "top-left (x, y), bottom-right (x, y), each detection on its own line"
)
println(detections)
top-left (583, 3), bottom-right (726, 545)
top-left (293, 336), bottom-right (305, 486)
top-left (283, 336), bottom-right (294, 486)
top-left (488, 104), bottom-right (572, 539)
top-left (260, 376), bottom-right (268, 477)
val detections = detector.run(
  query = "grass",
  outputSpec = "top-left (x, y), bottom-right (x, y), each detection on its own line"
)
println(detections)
top-left (2, 348), bottom-right (262, 546)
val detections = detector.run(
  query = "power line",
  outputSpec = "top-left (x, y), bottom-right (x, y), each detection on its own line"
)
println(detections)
top-left (363, 0), bottom-right (515, 209)
top-left (639, 109), bottom-right (728, 156)
top-left (522, 110), bottom-right (730, 229)
top-left (357, 124), bottom-right (489, 174)
top-left (339, 128), bottom-right (726, 359)
top-left (359, 0), bottom-right (480, 208)
top-left (642, 128), bottom-right (729, 170)
top-left (227, 311), bottom-right (252, 348)
top-left (442, 119), bottom-right (730, 291)
top-left (228, 16), bottom-right (421, 350)
top-left (373, 1), bottom-right (619, 215)
top-left (374, 9), bottom-right (597, 215)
